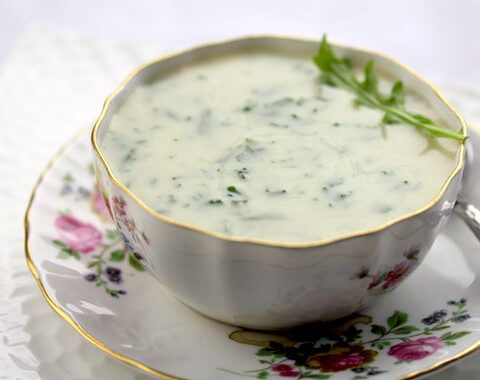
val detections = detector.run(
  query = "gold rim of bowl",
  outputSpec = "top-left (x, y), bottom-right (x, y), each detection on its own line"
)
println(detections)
top-left (24, 124), bottom-right (480, 380)
top-left (91, 35), bottom-right (468, 249)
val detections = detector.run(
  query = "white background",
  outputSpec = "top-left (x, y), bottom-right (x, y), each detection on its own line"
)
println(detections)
top-left (1, 1), bottom-right (480, 379)
top-left (2, 0), bottom-right (480, 85)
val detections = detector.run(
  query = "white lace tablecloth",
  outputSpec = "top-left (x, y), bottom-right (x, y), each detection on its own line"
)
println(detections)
top-left (1, 25), bottom-right (480, 379)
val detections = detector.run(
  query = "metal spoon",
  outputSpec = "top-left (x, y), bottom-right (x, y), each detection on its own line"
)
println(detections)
top-left (453, 141), bottom-right (480, 239)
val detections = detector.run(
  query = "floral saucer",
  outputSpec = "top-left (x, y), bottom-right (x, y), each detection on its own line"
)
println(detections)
top-left (25, 129), bottom-right (480, 380)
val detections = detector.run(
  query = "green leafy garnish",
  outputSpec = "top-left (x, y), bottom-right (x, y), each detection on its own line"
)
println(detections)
top-left (313, 36), bottom-right (465, 141)
top-left (208, 199), bottom-right (223, 205)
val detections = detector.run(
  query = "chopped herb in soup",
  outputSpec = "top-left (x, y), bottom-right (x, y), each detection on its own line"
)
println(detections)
top-left (101, 42), bottom-right (461, 242)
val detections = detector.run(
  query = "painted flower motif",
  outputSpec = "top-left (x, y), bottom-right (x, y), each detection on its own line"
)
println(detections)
top-left (271, 364), bottom-right (299, 377)
top-left (448, 298), bottom-right (467, 305)
top-left (351, 367), bottom-right (383, 375)
top-left (271, 364), bottom-right (292, 372)
top-left (112, 195), bottom-right (127, 217)
top-left (84, 273), bottom-right (98, 282)
top-left (105, 266), bottom-right (123, 283)
top-left (368, 246), bottom-right (420, 291)
top-left (52, 162), bottom-right (149, 299)
top-left (55, 215), bottom-right (102, 253)
top-left (123, 216), bottom-right (136, 233)
top-left (368, 273), bottom-right (381, 290)
top-left (133, 251), bottom-right (145, 261)
top-left (225, 300), bottom-right (472, 379)
top-left (60, 183), bottom-right (73, 196)
top-left (91, 187), bottom-right (112, 222)
top-left (120, 232), bottom-right (135, 252)
top-left (278, 370), bottom-right (299, 377)
top-left (422, 309), bottom-right (448, 325)
top-left (382, 259), bottom-right (417, 290)
top-left (120, 232), bottom-right (146, 262)
top-left (403, 246), bottom-right (420, 260)
top-left (388, 337), bottom-right (444, 361)
top-left (110, 195), bottom-right (150, 252)
top-left (141, 231), bottom-right (150, 245)
top-left (452, 314), bottom-right (471, 323)
top-left (306, 344), bottom-right (377, 372)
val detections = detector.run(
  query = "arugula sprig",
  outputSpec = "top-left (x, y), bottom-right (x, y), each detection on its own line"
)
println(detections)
top-left (313, 36), bottom-right (466, 141)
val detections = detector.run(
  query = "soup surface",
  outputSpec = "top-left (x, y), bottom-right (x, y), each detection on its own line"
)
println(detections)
top-left (100, 48), bottom-right (459, 242)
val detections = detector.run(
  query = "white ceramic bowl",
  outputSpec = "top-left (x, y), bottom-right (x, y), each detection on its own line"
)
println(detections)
top-left (92, 36), bottom-right (467, 329)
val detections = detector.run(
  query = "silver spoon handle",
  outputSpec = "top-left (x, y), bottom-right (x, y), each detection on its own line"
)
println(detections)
top-left (454, 199), bottom-right (480, 240)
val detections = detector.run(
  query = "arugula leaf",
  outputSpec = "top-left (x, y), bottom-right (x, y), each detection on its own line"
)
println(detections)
top-left (313, 35), bottom-right (466, 141)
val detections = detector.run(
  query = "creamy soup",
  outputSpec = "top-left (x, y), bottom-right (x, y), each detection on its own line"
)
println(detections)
top-left (100, 49), bottom-right (459, 242)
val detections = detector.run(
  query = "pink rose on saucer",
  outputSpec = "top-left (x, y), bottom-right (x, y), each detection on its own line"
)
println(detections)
top-left (271, 364), bottom-right (299, 377)
top-left (388, 337), bottom-right (444, 361)
top-left (55, 215), bottom-right (102, 253)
